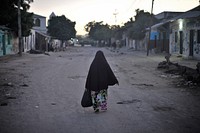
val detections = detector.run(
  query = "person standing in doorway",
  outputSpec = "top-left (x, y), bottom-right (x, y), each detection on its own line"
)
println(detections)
top-left (85, 50), bottom-right (119, 113)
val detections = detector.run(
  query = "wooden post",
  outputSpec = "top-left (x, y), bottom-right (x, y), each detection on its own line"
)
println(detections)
top-left (18, 0), bottom-right (22, 56)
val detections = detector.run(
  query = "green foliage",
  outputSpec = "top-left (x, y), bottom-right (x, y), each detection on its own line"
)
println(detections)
top-left (84, 9), bottom-right (158, 41)
top-left (0, 0), bottom-right (34, 36)
top-left (110, 25), bottom-right (122, 40)
top-left (47, 15), bottom-right (76, 41)
top-left (84, 21), bottom-right (112, 41)
top-left (125, 9), bottom-right (159, 40)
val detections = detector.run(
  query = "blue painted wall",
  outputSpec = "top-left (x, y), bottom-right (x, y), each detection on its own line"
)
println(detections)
top-left (0, 29), bottom-right (13, 56)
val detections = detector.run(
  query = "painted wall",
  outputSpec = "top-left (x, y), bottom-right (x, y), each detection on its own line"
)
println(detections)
top-left (188, 23), bottom-right (200, 59)
top-left (0, 29), bottom-right (14, 56)
top-left (33, 17), bottom-right (47, 34)
top-left (23, 14), bottom-right (47, 52)
top-left (0, 30), bottom-right (4, 56)
top-left (23, 30), bottom-right (36, 52)
top-left (170, 18), bottom-right (200, 60)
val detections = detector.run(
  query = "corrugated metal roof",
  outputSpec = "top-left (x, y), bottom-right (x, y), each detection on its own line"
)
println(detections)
top-left (151, 6), bottom-right (200, 29)
top-left (151, 22), bottom-right (166, 29)
top-left (171, 11), bottom-right (200, 20)
top-left (35, 30), bottom-right (51, 38)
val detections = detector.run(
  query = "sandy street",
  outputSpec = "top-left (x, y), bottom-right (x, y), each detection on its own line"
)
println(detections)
top-left (0, 47), bottom-right (200, 133)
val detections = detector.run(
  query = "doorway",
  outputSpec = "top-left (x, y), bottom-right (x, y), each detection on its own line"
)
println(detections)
top-left (2, 35), bottom-right (6, 55)
top-left (189, 30), bottom-right (194, 56)
top-left (179, 31), bottom-right (183, 54)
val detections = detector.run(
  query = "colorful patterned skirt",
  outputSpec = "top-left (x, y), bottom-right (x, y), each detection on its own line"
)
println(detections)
top-left (91, 89), bottom-right (108, 112)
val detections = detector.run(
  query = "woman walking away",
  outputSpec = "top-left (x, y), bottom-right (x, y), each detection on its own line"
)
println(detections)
top-left (85, 50), bottom-right (119, 113)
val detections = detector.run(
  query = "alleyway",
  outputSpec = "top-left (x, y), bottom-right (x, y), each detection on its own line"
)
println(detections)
top-left (0, 47), bottom-right (200, 133)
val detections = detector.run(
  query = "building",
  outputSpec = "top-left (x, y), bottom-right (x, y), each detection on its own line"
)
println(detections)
top-left (155, 11), bottom-right (183, 22)
top-left (0, 26), bottom-right (18, 56)
top-left (146, 5), bottom-right (200, 60)
top-left (146, 12), bottom-right (183, 53)
top-left (124, 11), bottom-right (183, 51)
top-left (23, 14), bottom-right (50, 52)
top-left (169, 6), bottom-right (200, 59)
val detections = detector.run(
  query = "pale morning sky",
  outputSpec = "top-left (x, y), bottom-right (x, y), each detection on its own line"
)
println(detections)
top-left (29, 0), bottom-right (199, 35)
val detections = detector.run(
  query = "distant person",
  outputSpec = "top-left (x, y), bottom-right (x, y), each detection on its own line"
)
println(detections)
top-left (85, 50), bottom-right (119, 113)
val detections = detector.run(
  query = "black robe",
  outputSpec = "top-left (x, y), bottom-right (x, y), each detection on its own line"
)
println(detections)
top-left (85, 50), bottom-right (118, 91)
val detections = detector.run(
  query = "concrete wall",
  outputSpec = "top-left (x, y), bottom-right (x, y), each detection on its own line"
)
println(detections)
top-left (23, 30), bottom-right (36, 52)
top-left (170, 18), bottom-right (200, 60)
top-left (0, 29), bottom-right (16, 56)
top-left (33, 17), bottom-right (47, 34)
top-left (23, 14), bottom-right (47, 52)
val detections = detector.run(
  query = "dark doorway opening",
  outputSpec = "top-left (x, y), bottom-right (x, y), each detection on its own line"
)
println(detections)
top-left (179, 31), bottom-right (183, 54)
top-left (189, 30), bottom-right (194, 56)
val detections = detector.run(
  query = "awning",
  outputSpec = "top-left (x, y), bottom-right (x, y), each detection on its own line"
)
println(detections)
top-left (151, 22), bottom-right (166, 29)
top-left (35, 30), bottom-right (51, 38)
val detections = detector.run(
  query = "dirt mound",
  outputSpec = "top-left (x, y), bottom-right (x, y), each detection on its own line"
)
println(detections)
top-left (158, 61), bottom-right (200, 87)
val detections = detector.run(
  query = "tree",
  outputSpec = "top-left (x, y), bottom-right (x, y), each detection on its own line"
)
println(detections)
top-left (0, 0), bottom-right (34, 36)
top-left (84, 21), bottom-right (112, 41)
top-left (48, 15), bottom-right (76, 42)
top-left (110, 25), bottom-right (122, 40)
top-left (127, 9), bottom-right (158, 40)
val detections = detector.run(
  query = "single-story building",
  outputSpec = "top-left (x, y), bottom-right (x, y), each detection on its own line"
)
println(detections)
top-left (0, 26), bottom-right (18, 56)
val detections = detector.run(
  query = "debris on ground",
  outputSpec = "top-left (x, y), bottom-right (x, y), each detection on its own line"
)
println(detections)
top-left (44, 52), bottom-right (50, 56)
top-left (153, 106), bottom-right (175, 112)
top-left (2, 82), bottom-right (14, 87)
top-left (132, 83), bottom-right (154, 87)
top-left (6, 96), bottom-right (16, 99)
top-left (158, 60), bottom-right (200, 87)
top-left (28, 49), bottom-right (50, 56)
top-left (51, 102), bottom-right (56, 105)
top-left (20, 83), bottom-right (29, 87)
top-left (0, 102), bottom-right (8, 106)
top-left (28, 49), bottom-right (43, 54)
top-left (117, 99), bottom-right (141, 104)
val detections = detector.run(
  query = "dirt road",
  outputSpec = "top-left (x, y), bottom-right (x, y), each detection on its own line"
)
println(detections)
top-left (0, 47), bottom-right (200, 133)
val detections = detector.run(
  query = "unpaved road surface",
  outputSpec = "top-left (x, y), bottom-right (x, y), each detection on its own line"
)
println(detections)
top-left (0, 47), bottom-right (200, 133)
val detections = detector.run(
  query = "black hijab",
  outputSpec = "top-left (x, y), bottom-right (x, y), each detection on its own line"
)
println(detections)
top-left (85, 50), bottom-right (118, 91)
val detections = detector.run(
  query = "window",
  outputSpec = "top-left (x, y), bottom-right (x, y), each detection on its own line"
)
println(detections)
top-left (197, 30), bottom-right (200, 43)
top-left (35, 18), bottom-right (40, 27)
top-left (175, 32), bottom-right (178, 43)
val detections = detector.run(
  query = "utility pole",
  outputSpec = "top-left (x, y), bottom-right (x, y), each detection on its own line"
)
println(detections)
top-left (18, 0), bottom-right (22, 56)
top-left (113, 9), bottom-right (118, 25)
top-left (147, 0), bottom-right (154, 56)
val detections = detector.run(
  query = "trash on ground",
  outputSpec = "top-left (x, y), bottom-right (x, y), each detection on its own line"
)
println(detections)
top-left (117, 99), bottom-right (141, 104)
top-left (153, 106), bottom-right (175, 112)
top-left (2, 82), bottom-right (14, 87)
top-left (51, 102), bottom-right (56, 105)
top-left (132, 83), bottom-right (154, 87)
top-left (0, 102), bottom-right (8, 106)
top-left (20, 83), bottom-right (29, 87)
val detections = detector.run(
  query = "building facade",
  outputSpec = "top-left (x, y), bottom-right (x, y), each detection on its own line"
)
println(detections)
top-left (169, 10), bottom-right (200, 59)
top-left (23, 14), bottom-right (50, 52)
top-left (0, 26), bottom-right (18, 56)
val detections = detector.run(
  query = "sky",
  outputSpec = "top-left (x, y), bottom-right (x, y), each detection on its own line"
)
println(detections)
top-left (29, 0), bottom-right (199, 35)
